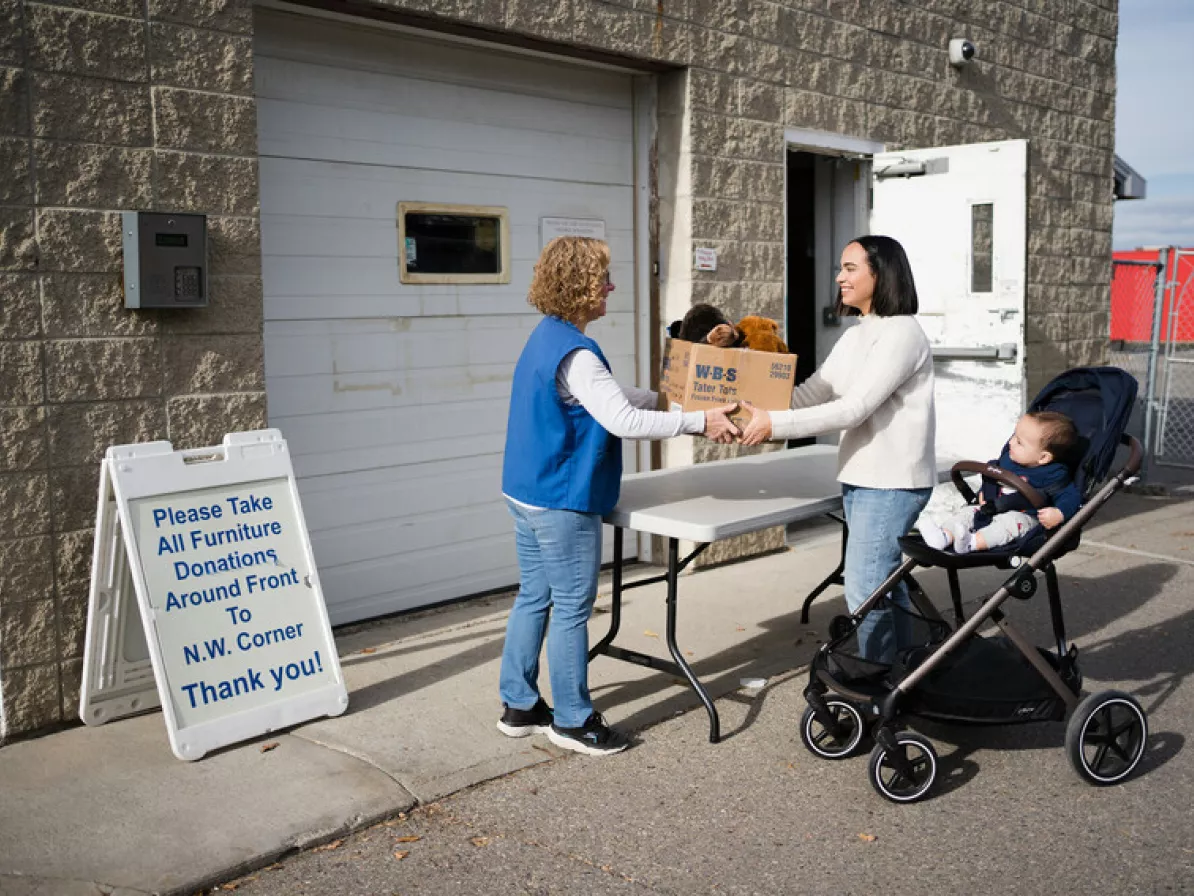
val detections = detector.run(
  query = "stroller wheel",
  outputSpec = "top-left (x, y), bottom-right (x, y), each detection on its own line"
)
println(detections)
top-left (1065, 690), bottom-right (1148, 786)
top-left (800, 700), bottom-right (865, 760)
top-left (867, 733), bottom-right (938, 803)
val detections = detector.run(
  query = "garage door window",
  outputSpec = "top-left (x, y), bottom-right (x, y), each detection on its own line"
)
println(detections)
top-left (398, 202), bottom-right (510, 284)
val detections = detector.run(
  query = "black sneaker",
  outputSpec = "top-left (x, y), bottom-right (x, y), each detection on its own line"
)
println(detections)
top-left (547, 712), bottom-right (630, 756)
top-left (496, 698), bottom-right (553, 738)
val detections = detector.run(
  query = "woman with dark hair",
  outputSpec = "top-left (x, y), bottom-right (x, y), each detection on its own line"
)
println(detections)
top-left (740, 235), bottom-right (936, 662)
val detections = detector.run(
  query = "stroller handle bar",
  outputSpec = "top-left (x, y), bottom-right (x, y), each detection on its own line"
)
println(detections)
top-left (950, 461), bottom-right (1048, 509)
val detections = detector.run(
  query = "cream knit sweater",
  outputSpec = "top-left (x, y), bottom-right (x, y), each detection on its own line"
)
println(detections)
top-left (770, 314), bottom-right (937, 489)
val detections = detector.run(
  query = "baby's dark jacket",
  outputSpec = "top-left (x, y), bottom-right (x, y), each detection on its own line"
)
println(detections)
top-left (976, 443), bottom-right (1082, 524)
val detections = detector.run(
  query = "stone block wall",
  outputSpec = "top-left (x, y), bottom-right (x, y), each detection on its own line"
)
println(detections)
top-left (0, 0), bottom-right (264, 740)
top-left (0, 0), bottom-right (1119, 738)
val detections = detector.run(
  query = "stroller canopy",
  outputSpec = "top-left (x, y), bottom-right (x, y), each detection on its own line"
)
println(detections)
top-left (1026, 366), bottom-right (1138, 498)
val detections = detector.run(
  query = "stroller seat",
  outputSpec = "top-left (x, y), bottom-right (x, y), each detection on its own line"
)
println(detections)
top-left (897, 532), bottom-right (1062, 570)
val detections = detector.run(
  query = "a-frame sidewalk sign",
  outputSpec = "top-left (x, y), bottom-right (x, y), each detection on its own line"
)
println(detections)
top-left (79, 429), bottom-right (348, 760)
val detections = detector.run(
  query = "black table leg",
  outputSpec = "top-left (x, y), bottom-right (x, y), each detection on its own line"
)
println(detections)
top-left (662, 537), bottom-right (721, 743)
top-left (589, 526), bottom-right (623, 660)
top-left (587, 531), bottom-right (720, 742)
top-left (799, 513), bottom-right (848, 623)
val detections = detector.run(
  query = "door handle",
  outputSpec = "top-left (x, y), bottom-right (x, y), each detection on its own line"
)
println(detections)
top-left (931, 343), bottom-right (1018, 361)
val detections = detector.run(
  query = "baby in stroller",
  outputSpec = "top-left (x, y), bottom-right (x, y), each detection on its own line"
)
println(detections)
top-left (919, 410), bottom-right (1082, 554)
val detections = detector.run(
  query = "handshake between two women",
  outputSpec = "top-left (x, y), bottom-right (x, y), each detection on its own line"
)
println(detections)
top-left (700, 402), bottom-right (773, 446)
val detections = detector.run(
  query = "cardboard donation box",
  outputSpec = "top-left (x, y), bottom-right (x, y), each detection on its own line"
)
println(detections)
top-left (660, 338), bottom-right (797, 427)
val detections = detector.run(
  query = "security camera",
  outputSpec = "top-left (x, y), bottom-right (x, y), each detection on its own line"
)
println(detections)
top-left (949, 38), bottom-right (976, 67)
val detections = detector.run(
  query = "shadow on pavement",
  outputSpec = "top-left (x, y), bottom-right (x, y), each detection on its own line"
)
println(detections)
top-left (336, 627), bottom-right (506, 713)
top-left (587, 599), bottom-right (846, 743)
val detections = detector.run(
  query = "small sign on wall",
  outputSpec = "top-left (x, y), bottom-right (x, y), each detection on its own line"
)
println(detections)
top-left (694, 247), bottom-right (718, 271)
top-left (541, 217), bottom-right (606, 248)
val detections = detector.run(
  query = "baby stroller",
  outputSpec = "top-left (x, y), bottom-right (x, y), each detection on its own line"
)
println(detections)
top-left (800, 367), bottom-right (1147, 802)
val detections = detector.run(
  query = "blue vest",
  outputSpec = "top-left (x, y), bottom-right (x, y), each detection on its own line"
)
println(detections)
top-left (502, 316), bottom-right (622, 514)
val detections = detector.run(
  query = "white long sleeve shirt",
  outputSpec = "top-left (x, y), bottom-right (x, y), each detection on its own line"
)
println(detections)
top-left (557, 348), bottom-right (705, 439)
top-left (770, 314), bottom-right (937, 489)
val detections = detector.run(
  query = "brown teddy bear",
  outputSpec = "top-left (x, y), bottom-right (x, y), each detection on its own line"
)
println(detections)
top-left (735, 315), bottom-right (789, 354)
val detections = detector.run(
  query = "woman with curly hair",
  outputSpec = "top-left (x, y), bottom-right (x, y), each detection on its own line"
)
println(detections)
top-left (499, 236), bottom-right (739, 756)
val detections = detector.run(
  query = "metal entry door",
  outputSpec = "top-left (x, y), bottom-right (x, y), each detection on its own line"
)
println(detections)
top-left (870, 139), bottom-right (1027, 463)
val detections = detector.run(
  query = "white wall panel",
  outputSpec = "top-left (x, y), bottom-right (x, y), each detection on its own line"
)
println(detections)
top-left (256, 10), bottom-right (639, 623)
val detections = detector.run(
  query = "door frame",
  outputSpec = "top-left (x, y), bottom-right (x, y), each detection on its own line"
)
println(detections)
top-left (782, 128), bottom-right (884, 380)
top-left (632, 76), bottom-right (655, 560)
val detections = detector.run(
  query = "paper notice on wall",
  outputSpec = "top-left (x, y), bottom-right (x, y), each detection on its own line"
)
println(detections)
top-left (694, 247), bottom-right (718, 271)
top-left (541, 217), bottom-right (606, 248)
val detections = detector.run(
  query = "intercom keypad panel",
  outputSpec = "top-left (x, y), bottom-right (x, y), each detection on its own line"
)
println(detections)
top-left (123, 212), bottom-right (208, 309)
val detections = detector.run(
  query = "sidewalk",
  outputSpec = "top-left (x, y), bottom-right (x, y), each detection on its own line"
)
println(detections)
top-left (2, 489), bottom-right (1192, 896)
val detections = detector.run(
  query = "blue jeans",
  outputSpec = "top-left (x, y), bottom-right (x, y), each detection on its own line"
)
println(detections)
top-left (499, 500), bottom-right (602, 729)
top-left (842, 484), bottom-right (932, 664)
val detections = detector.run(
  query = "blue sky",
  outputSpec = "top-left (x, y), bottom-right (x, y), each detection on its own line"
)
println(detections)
top-left (1112, 0), bottom-right (1194, 249)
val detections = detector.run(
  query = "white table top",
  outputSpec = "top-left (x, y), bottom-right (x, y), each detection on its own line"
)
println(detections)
top-left (605, 445), bottom-right (846, 542)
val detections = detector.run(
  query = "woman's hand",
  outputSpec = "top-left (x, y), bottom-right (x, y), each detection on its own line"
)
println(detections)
top-left (702, 404), bottom-right (740, 444)
top-left (738, 402), bottom-right (773, 446)
top-left (1037, 507), bottom-right (1064, 529)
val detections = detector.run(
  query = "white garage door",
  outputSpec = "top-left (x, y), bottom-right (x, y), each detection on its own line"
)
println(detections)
top-left (255, 11), bottom-right (641, 624)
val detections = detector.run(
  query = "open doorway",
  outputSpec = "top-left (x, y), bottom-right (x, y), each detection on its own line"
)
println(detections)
top-left (786, 150), bottom-right (818, 391)
top-left (784, 147), bottom-right (870, 447)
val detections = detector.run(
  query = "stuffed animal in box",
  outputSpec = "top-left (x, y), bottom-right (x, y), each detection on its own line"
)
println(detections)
top-left (667, 304), bottom-right (788, 354)
top-left (736, 315), bottom-right (789, 354)
top-left (668, 304), bottom-right (743, 346)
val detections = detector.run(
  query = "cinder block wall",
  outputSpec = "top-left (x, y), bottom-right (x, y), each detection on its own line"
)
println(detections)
top-left (0, 0), bottom-right (265, 740)
top-left (0, 0), bottom-right (1118, 739)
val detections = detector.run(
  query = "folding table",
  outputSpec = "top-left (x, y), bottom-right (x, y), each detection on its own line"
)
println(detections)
top-left (592, 444), bottom-right (856, 743)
